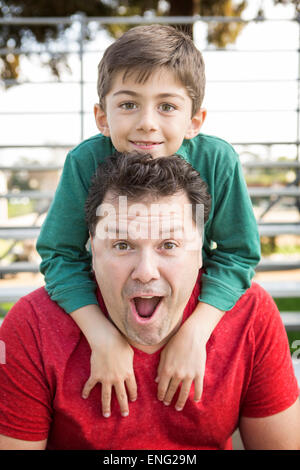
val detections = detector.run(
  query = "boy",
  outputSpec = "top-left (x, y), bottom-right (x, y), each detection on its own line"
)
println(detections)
top-left (37, 24), bottom-right (260, 418)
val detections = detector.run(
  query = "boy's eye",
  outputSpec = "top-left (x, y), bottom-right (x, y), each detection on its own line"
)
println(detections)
top-left (159, 103), bottom-right (176, 113)
top-left (120, 102), bottom-right (137, 110)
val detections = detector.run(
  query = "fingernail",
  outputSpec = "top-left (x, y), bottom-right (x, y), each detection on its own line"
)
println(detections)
top-left (122, 411), bottom-right (129, 417)
top-left (163, 401), bottom-right (170, 406)
top-left (175, 406), bottom-right (183, 411)
top-left (154, 377), bottom-right (159, 383)
top-left (82, 394), bottom-right (87, 399)
top-left (103, 413), bottom-right (110, 418)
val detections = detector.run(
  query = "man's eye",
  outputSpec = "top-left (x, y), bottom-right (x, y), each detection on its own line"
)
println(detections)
top-left (159, 103), bottom-right (176, 113)
top-left (114, 241), bottom-right (130, 251)
top-left (120, 102), bottom-right (137, 110)
top-left (162, 241), bottom-right (177, 250)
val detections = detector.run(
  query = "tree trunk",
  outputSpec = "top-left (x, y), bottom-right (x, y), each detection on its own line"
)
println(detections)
top-left (168, 0), bottom-right (195, 38)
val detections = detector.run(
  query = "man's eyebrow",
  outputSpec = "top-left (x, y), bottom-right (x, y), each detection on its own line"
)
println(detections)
top-left (112, 90), bottom-right (185, 101)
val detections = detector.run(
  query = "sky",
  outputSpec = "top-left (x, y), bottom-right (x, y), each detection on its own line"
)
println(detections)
top-left (0, 0), bottom-right (298, 165)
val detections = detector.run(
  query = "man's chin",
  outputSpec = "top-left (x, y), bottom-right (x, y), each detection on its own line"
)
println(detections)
top-left (125, 326), bottom-right (168, 352)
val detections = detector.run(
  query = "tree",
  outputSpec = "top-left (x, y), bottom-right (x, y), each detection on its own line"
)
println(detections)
top-left (0, 0), bottom-right (298, 85)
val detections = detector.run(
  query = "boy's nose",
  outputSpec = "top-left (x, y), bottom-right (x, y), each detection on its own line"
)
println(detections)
top-left (131, 250), bottom-right (160, 284)
top-left (136, 108), bottom-right (158, 133)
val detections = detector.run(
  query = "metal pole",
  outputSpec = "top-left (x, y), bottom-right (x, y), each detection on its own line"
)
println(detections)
top-left (297, 13), bottom-right (300, 162)
top-left (296, 13), bottom-right (300, 213)
top-left (78, 14), bottom-right (86, 141)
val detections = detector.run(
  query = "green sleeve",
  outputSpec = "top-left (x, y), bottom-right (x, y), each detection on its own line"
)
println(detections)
top-left (36, 135), bottom-right (113, 313)
top-left (200, 157), bottom-right (261, 311)
top-left (178, 134), bottom-right (260, 311)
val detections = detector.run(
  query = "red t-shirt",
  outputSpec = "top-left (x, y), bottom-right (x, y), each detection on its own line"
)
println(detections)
top-left (0, 278), bottom-right (298, 450)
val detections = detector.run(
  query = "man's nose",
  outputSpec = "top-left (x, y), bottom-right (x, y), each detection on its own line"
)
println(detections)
top-left (131, 250), bottom-right (160, 284)
top-left (136, 107), bottom-right (158, 133)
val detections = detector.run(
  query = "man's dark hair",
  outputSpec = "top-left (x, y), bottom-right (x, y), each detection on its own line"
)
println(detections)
top-left (85, 152), bottom-right (211, 238)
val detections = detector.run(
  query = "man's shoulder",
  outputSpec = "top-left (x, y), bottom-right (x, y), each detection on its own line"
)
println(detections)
top-left (22, 285), bottom-right (58, 309)
top-left (2, 287), bottom-right (75, 334)
top-left (233, 281), bottom-right (281, 328)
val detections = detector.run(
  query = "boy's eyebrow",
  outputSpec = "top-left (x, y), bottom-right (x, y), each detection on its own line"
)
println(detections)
top-left (112, 90), bottom-right (185, 101)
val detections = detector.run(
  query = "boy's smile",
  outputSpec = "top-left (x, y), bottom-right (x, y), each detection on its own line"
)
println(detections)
top-left (94, 68), bottom-right (206, 158)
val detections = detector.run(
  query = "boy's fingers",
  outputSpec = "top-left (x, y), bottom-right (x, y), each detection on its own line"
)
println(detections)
top-left (82, 377), bottom-right (96, 399)
top-left (114, 382), bottom-right (129, 417)
top-left (125, 375), bottom-right (138, 402)
top-left (101, 383), bottom-right (112, 418)
top-left (175, 379), bottom-right (193, 411)
top-left (193, 376), bottom-right (203, 403)
top-left (157, 375), bottom-right (171, 401)
top-left (162, 377), bottom-right (181, 406)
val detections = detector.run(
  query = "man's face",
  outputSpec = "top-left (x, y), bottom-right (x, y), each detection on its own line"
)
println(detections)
top-left (94, 68), bottom-right (206, 158)
top-left (91, 191), bottom-right (203, 353)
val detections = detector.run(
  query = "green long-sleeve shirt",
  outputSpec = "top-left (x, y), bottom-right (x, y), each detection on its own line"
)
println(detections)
top-left (37, 132), bottom-right (261, 313)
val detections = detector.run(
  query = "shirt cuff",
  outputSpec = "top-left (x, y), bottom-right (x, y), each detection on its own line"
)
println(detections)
top-left (198, 276), bottom-right (245, 311)
top-left (46, 286), bottom-right (99, 314)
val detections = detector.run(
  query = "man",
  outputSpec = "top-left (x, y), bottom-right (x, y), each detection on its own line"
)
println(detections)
top-left (0, 153), bottom-right (299, 450)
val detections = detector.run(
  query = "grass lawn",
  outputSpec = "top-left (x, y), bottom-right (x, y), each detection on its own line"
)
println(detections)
top-left (274, 298), bottom-right (300, 354)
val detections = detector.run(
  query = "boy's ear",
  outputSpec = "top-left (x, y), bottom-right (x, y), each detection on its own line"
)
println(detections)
top-left (184, 108), bottom-right (207, 140)
top-left (94, 103), bottom-right (110, 137)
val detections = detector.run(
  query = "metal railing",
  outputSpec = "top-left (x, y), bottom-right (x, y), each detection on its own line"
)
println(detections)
top-left (0, 14), bottom-right (300, 147)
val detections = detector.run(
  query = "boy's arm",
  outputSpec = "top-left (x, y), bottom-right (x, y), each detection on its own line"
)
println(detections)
top-left (71, 305), bottom-right (137, 417)
top-left (200, 157), bottom-right (261, 311)
top-left (157, 302), bottom-right (223, 410)
top-left (37, 148), bottom-right (137, 416)
top-left (37, 150), bottom-right (97, 313)
top-left (156, 156), bottom-right (260, 409)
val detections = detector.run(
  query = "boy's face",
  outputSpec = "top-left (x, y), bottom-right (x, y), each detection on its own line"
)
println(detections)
top-left (94, 68), bottom-right (206, 158)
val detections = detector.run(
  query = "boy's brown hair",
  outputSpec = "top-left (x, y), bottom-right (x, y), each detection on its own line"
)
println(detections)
top-left (97, 24), bottom-right (206, 117)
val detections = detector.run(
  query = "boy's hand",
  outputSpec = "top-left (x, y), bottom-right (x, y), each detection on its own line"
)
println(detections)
top-left (82, 333), bottom-right (137, 417)
top-left (155, 302), bottom-right (224, 411)
top-left (155, 320), bottom-right (206, 411)
top-left (70, 304), bottom-right (137, 418)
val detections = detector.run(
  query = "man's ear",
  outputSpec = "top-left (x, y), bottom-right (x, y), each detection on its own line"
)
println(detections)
top-left (184, 108), bottom-right (207, 140)
top-left (94, 103), bottom-right (110, 137)
top-left (89, 233), bottom-right (94, 255)
top-left (89, 233), bottom-right (96, 271)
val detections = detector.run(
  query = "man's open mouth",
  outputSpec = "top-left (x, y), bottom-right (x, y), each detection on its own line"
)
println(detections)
top-left (130, 296), bottom-right (163, 322)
